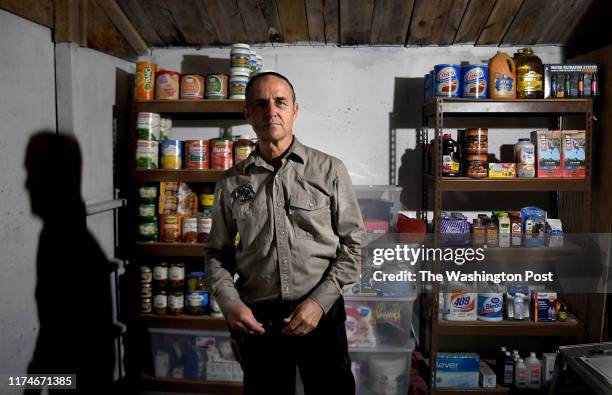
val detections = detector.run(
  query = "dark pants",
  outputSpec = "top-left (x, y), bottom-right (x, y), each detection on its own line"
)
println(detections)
top-left (231, 297), bottom-right (355, 395)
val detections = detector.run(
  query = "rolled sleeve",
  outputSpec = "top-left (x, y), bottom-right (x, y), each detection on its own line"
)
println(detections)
top-left (310, 161), bottom-right (364, 313)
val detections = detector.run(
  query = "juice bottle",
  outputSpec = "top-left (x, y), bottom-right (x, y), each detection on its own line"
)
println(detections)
top-left (488, 51), bottom-right (516, 99)
top-left (515, 48), bottom-right (544, 99)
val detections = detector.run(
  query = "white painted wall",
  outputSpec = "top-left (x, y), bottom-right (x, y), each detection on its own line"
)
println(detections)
top-left (0, 10), bottom-right (55, 376)
top-left (149, 45), bottom-right (563, 217)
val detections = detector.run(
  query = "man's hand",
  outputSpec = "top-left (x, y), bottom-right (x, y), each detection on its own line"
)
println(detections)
top-left (226, 302), bottom-right (265, 335)
top-left (282, 298), bottom-right (324, 336)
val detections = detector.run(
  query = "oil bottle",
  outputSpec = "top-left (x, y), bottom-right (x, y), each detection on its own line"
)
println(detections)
top-left (515, 48), bottom-right (544, 99)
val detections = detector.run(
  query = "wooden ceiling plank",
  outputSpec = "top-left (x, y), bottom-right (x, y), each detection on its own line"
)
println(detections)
top-left (370, 0), bottom-right (415, 45)
top-left (276, 0), bottom-right (310, 43)
top-left (323, 0), bottom-right (339, 44)
top-left (96, 0), bottom-right (148, 54)
top-left (537, 0), bottom-right (593, 44)
top-left (453, 0), bottom-right (497, 44)
top-left (236, 0), bottom-right (271, 44)
top-left (407, 0), bottom-right (469, 46)
top-left (339, 0), bottom-right (374, 45)
top-left (305, 0), bottom-right (325, 43)
top-left (116, 0), bottom-right (163, 46)
top-left (476, 0), bottom-right (523, 46)
top-left (138, 0), bottom-right (184, 46)
top-left (500, 0), bottom-right (547, 46)
top-left (88, 0), bottom-right (138, 60)
top-left (164, 0), bottom-right (219, 46)
top-left (0, 0), bottom-right (54, 27)
top-left (54, 0), bottom-right (79, 43)
top-left (203, 0), bottom-right (249, 44)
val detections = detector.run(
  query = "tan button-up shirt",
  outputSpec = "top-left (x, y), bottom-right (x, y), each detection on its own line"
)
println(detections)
top-left (205, 137), bottom-right (364, 315)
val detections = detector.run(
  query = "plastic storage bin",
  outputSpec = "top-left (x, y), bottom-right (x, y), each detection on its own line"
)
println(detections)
top-left (353, 185), bottom-right (403, 231)
top-left (149, 327), bottom-right (242, 382)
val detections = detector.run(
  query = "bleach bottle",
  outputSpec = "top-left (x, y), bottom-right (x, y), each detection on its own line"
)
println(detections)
top-left (478, 282), bottom-right (504, 322)
top-left (444, 281), bottom-right (477, 321)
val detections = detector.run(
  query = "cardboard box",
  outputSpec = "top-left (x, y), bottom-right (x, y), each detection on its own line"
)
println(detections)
top-left (534, 291), bottom-right (558, 322)
top-left (436, 353), bottom-right (480, 388)
top-left (479, 362), bottom-right (496, 388)
top-left (531, 131), bottom-right (563, 178)
top-left (544, 64), bottom-right (599, 99)
top-left (488, 163), bottom-right (516, 178)
top-left (562, 130), bottom-right (586, 178)
top-left (542, 353), bottom-right (557, 385)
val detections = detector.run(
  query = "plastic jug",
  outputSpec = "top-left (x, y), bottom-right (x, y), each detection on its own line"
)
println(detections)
top-left (525, 352), bottom-right (542, 389)
top-left (489, 51), bottom-right (516, 99)
top-left (514, 358), bottom-right (528, 388)
top-left (477, 282), bottom-right (504, 322)
top-left (444, 281), bottom-right (477, 321)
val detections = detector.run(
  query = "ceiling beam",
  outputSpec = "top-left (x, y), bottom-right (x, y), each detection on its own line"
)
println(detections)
top-left (95, 0), bottom-right (148, 55)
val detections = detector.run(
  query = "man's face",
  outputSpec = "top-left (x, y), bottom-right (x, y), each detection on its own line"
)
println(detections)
top-left (244, 76), bottom-right (298, 144)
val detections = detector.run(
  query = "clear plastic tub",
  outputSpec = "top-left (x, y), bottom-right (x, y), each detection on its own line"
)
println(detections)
top-left (353, 185), bottom-right (403, 232)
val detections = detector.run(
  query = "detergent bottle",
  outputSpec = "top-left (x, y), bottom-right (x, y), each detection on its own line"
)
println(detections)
top-left (444, 281), bottom-right (477, 321)
top-left (489, 51), bottom-right (516, 99)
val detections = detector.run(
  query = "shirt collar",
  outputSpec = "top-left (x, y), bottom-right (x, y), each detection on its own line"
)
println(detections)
top-left (244, 136), bottom-right (306, 173)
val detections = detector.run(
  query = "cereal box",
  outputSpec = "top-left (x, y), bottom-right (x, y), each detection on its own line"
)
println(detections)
top-left (562, 130), bottom-right (586, 178)
top-left (531, 131), bottom-right (563, 178)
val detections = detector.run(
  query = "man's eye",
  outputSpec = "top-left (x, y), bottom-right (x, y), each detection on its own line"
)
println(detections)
top-left (276, 101), bottom-right (287, 107)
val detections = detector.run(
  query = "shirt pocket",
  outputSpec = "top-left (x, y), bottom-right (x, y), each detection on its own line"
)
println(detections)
top-left (289, 191), bottom-right (331, 240)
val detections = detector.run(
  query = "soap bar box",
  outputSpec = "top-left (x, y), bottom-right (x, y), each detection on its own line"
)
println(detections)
top-left (436, 353), bottom-right (480, 388)
top-left (531, 131), bottom-right (562, 178)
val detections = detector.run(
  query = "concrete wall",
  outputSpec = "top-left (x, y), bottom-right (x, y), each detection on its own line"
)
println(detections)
top-left (0, 10), bottom-right (56, 375)
top-left (0, 11), bottom-right (133, 376)
top-left (149, 45), bottom-right (564, 216)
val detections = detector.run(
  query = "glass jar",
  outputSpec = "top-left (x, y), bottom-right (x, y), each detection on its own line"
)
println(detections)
top-left (141, 297), bottom-right (152, 314)
top-left (464, 154), bottom-right (488, 178)
top-left (182, 216), bottom-right (198, 243)
top-left (140, 283), bottom-right (153, 298)
top-left (153, 289), bottom-right (167, 315)
top-left (140, 265), bottom-right (152, 284)
top-left (168, 291), bottom-right (184, 315)
top-left (169, 262), bottom-right (185, 289)
top-left (472, 219), bottom-right (486, 245)
top-left (185, 272), bottom-right (209, 315)
top-left (198, 208), bottom-right (213, 242)
top-left (153, 262), bottom-right (168, 288)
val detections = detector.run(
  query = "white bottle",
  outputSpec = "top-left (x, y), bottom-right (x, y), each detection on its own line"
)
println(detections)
top-left (525, 352), bottom-right (542, 389)
top-left (514, 358), bottom-right (528, 388)
top-left (477, 282), bottom-right (504, 322)
top-left (444, 281), bottom-right (477, 321)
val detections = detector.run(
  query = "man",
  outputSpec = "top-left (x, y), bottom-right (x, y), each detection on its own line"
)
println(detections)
top-left (205, 72), bottom-right (364, 394)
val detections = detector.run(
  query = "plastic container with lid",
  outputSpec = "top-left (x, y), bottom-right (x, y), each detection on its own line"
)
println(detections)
top-left (205, 74), bottom-right (228, 99)
top-left (155, 70), bottom-right (181, 100)
top-left (463, 128), bottom-right (488, 154)
top-left (135, 62), bottom-right (156, 101)
top-left (464, 154), bottom-right (487, 178)
top-left (515, 48), bottom-right (544, 99)
top-left (233, 137), bottom-right (255, 163)
top-left (229, 71), bottom-right (249, 100)
top-left (230, 43), bottom-right (251, 70)
top-left (185, 272), bottom-right (209, 315)
top-left (180, 74), bottom-right (205, 99)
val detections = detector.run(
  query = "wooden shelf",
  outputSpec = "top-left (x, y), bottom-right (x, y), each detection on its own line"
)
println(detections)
top-left (140, 372), bottom-right (241, 394)
top-left (423, 98), bottom-right (592, 117)
top-left (133, 169), bottom-right (224, 182)
top-left (424, 175), bottom-right (588, 191)
top-left (139, 314), bottom-right (228, 331)
top-left (135, 241), bottom-right (205, 256)
top-left (433, 387), bottom-right (510, 395)
top-left (133, 99), bottom-right (245, 116)
top-left (435, 319), bottom-right (581, 337)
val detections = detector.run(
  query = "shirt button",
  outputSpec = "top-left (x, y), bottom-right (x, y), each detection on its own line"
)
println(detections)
top-left (309, 202), bottom-right (313, 207)
top-left (282, 259), bottom-right (288, 264)
top-left (277, 202), bottom-right (283, 207)
top-left (280, 231), bottom-right (285, 236)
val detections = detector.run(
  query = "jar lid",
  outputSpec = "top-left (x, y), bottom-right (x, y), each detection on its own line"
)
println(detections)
top-left (190, 271), bottom-right (206, 278)
top-left (157, 70), bottom-right (181, 77)
top-left (231, 70), bottom-right (251, 78)
top-left (231, 43), bottom-right (250, 50)
top-left (518, 138), bottom-right (530, 142)
top-left (140, 266), bottom-right (152, 272)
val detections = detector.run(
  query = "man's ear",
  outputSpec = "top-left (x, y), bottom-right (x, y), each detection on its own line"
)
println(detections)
top-left (293, 102), bottom-right (299, 120)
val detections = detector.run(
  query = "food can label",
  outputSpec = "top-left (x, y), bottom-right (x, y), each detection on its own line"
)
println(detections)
top-left (186, 143), bottom-right (207, 167)
top-left (169, 266), bottom-right (185, 281)
top-left (136, 141), bottom-right (159, 169)
top-left (235, 146), bottom-right (253, 162)
top-left (168, 294), bottom-right (184, 309)
top-left (153, 294), bottom-right (167, 308)
top-left (450, 292), bottom-right (475, 312)
top-left (139, 222), bottom-right (158, 239)
top-left (231, 54), bottom-right (251, 68)
top-left (434, 65), bottom-right (460, 97)
top-left (198, 218), bottom-right (212, 234)
top-left (153, 266), bottom-right (168, 280)
top-left (461, 66), bottom-right (488, 98)
top-left (139, 204), bottom-right (156, 218)
top-left (477, 294), bottom-right (503, 318)
top-left (187, 291), bottom-right (209, 307)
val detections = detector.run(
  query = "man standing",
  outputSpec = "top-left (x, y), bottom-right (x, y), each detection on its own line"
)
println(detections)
top-left (205, 72), bottom-right (364, 394)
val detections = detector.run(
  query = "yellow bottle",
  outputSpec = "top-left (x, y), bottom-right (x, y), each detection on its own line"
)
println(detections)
top-left (515, 48), bottom-right (544, 99)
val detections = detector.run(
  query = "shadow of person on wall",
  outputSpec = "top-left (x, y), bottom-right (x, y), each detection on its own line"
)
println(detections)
top-left (24, 131), bottom-right (115, 394)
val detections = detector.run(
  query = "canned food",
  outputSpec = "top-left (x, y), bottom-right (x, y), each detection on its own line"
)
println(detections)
top-left (138, 203), bottom-right (157, 221)
top-left (233, 139), bottom-right (255, 163)
top-left (136, 112), bottom-right (161, 140)
top-left (160, 140), bottom-right (183, 169)
top-left (138, 185), bottom-right (157, 201)
top-left (135, 62), bottom-right (156, 101)
top-left (155, 70), bottom-right (181, 100)
top-left (180, 74), bottom-right (205, 99)
top-left (434, 64), bottom-right (461, 98)
top-left (464, 128), bottom-right (488, 154)
top-left (461, 65), bottom-right (488, 98)
top-left (182, 216), bottom-right (198, 244)
top-left (205, 74), bottom-right (228, 99)
top-left (136, 140), bottom-right (159, 169)
top-left (161, 214), bottom-right (181, 242)
top-left (200, 193), bottom-right (214, 207)
top-left (139, 222), bottom-right (158, 241)
top-left (464, 154), bottom-right (488, 178)
top-left (210, 139), bottom-right (233, 170)
top-left (197, 216), bottom-right (212, 243)
top-left (184, 140), bottom-right (209, 169)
